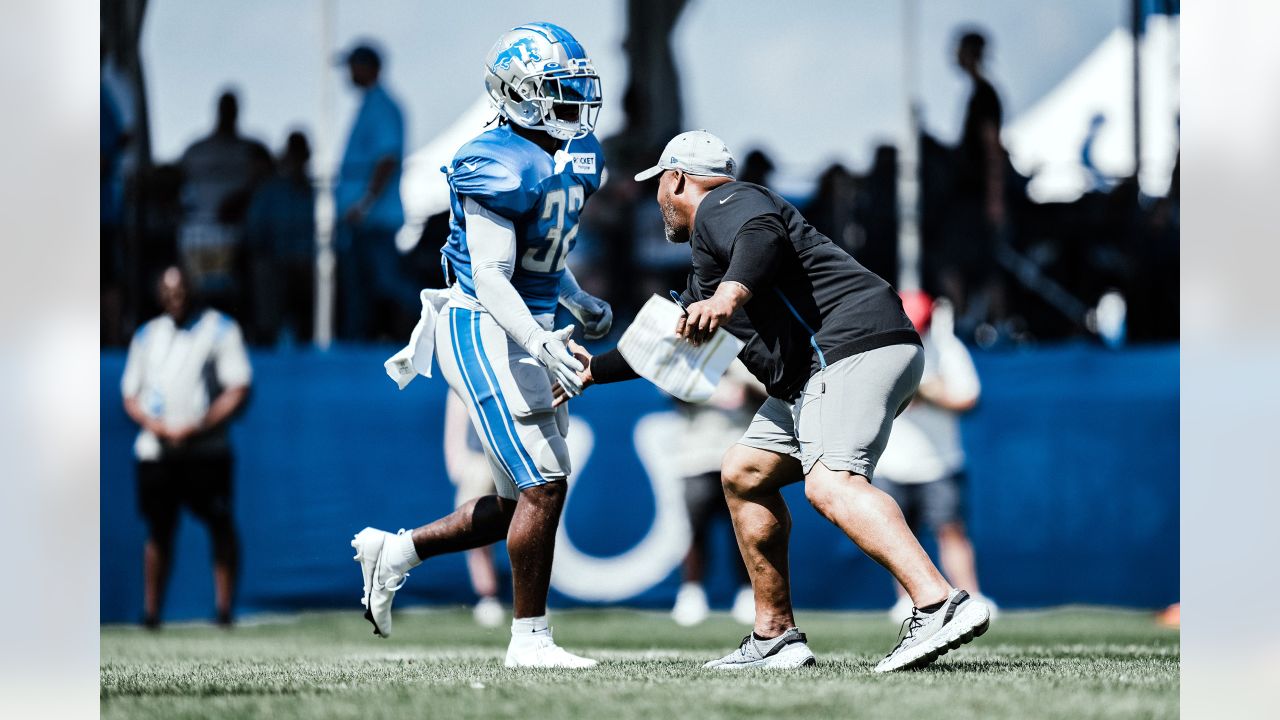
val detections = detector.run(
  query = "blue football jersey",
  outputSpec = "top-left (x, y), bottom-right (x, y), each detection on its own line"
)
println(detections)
top-left (442, 124), bottom-right (604, 316)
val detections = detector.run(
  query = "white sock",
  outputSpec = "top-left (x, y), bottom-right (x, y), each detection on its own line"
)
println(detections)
top-left (388, 531), bottom-right (422, 573)
top-left (511, 615), bottom-right (549, 636)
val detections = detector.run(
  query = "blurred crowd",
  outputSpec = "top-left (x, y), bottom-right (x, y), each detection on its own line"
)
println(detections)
top-left (102, 25), bottom-right (1178, 352)
top-left (104, 18), bottom-right (1180, 627)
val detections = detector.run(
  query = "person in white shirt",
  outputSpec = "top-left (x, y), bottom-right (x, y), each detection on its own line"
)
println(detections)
top-left (121, 266), bottom-right (253, 628)
top-left (874, 291), bottom-right (997, 622)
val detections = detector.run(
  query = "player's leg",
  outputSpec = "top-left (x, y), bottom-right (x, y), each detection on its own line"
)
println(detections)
top-left (793, 344), bottom-right (989, 671)
top-left (351, 307), bottom-right (518, 639)
top-left (458, 308), bottom-right (596, 668)
top-left (137, 459), bottom-right (179, 629)
top-left (704, 401), bottom-right (815, 670)
top-left (505, 479), bottom-right (565, 620)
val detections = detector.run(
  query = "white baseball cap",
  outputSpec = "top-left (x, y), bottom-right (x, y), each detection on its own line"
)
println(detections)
top-left (634, 130), bottom-right (737, 181)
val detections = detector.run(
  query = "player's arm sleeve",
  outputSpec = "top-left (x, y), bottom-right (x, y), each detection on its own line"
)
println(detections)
top-left (721, 213), bottom-right (789, 293)
top-left (465, 197), bottom-right (546, 354)
top-left (558, 265), bottom-right (586, 301)
top-left (588, 347), bottom-right (641, 384)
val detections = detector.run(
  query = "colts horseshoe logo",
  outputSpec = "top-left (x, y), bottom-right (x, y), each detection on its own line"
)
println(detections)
top-left (551, 412), bottom-right (692, 601)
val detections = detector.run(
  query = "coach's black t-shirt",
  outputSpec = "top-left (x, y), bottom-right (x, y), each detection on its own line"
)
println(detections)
top-left (681, 181), bottom-right (918, 400)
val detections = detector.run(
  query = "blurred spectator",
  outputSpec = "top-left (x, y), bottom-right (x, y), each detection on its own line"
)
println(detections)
top-left (873, 291), bottom-right (997, 622)
top-left (121, 266), bottom-right (253, 628)
top-left (738, 148), bottom-right (775, 188)
top-left (441, 393), bottom-right (505, 628)
top-left (334, 42), bottom-right (417, 340)
top-left (102, 71), bottom-right (131, 346)
top-left (854, 145), bottom-right (901, 283)
top-left (805, 163), bottom-right (862, 256)
top-left (177, 90), bottom-right (271, 317)
top-left (669, 362), bottom-right (762, 627)
top-left (245, 131), bottom-right (317, 345)
top-left (940, 28), bottom-right (1009, 335)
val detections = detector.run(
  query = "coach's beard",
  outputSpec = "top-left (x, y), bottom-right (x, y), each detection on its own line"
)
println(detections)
top-left (661, 200), bottom-right (689, 244)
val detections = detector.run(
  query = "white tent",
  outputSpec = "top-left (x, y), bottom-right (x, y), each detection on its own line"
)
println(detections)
top-left (1003, 16), bottom-right (1179, 203)
top-left (395, 96), bottom-right (498, 252)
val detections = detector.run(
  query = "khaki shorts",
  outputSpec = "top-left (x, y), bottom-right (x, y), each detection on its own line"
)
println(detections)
top-left (737, 343), bottom-right (924, 479)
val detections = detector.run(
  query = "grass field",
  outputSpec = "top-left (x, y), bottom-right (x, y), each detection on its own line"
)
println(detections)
top-left (101, 606), bottom-right (1178, 719)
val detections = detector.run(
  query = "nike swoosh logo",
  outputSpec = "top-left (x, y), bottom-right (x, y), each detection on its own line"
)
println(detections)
top-left (719, 192), bottom-right (738, 204)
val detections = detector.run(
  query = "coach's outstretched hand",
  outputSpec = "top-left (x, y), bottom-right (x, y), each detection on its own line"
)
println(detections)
top-left (552, 340), bottom-right (594, 408)
top-left (676, 281), bottom-right (752, 346)
top-left (537, 326), bottom-right (585, 398)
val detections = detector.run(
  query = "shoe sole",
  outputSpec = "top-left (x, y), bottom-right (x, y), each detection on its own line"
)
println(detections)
top-left (351, 529), bottom-right (389, 638)
top-left (704, 644), bottom-right (818, 670)
top-left (875, 602), bottom-right (991, 673)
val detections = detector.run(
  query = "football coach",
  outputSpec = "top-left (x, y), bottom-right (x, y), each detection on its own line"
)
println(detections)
top-left (564, 130), bottom-right (993, 672)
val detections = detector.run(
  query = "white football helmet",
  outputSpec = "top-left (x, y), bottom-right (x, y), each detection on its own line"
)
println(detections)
top-left (484, 22), bottom-right (602, 141)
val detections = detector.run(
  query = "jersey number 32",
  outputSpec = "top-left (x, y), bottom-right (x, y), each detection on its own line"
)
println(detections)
top-left (521, 185), bottom-right (584, 273)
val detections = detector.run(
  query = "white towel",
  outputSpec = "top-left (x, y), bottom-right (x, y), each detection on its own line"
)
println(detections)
top-left (384, 288), bottom-right (451, 389)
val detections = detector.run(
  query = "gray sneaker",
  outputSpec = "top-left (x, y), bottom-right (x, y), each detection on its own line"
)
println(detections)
top-left (703, 628), bottom-right (817, 670)
top-left (874, 588), bottom-right (990, 672)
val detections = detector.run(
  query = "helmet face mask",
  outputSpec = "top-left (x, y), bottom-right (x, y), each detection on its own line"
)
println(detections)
top-left (484, 23), bottom-right (602, 141)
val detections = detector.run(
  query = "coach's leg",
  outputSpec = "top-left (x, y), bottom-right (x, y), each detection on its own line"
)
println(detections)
top-left (804, 463), bottom-right (950, 607)
top-left (721, 444), bottom-right (804, 638)
top-left (507, 480), bottom-right (566, 618)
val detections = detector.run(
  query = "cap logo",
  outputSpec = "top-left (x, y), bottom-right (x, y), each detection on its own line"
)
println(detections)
top-left (669, 156), bottom-right (678, 164)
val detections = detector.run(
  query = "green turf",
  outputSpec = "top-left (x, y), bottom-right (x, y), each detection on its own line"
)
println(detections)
top-left (101, 606), bottom-right (1178, 719)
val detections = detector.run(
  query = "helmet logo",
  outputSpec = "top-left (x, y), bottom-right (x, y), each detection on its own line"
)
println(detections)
top-left (493, 37), bottom-right (542, 71)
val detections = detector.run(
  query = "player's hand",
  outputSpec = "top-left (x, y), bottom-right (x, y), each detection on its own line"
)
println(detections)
top-left (676, 296), bottom-right (732, 346)
top-left (564, 291), bottom-right (613, 339)
top-left (552, 340), bottom-right (594, 408)
top-left (537, 326), bottom-right (585, 398)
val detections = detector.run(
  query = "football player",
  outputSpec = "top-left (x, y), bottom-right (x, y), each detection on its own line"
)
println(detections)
top-left (352, 22), bottom-right (611, 669)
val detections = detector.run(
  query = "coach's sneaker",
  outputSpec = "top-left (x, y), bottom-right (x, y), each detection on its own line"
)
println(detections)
top-left (703, 628), bottom-right (816, 670)
top-left (351, 527), bottom-right (411, 638)
top-left (874, 588), bottom-right (990, 672)
top-left (504, 627), bottom-right (598, 669)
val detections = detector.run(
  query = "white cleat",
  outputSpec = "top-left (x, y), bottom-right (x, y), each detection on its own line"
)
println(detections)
top-left (473, 596), bottom-right (505, 628)
top-left (504, 628), bottom-right (598, 669)
top-left (351, 527), bottom-right (410, 639)
top-left (671, 583), bottom-right (710, 627)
